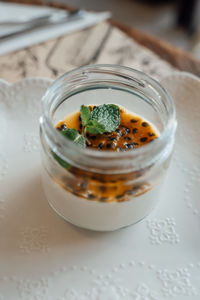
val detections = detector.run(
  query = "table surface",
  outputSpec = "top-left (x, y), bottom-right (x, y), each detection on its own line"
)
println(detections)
top-left (0, 20), bottom-right (175, 83)
top-left (2, 0), bottom-right (200, 77)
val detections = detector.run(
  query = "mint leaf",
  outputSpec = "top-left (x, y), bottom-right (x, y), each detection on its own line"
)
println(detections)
top-left (91, 104), bottom-right (120, 133)
top-left (62, 128), bottom-right (86, 148)
top-left (62, 128), bottom-right (78, 140)
top-left (80, 105), bottom-right (91, 126)
top-left (52, 152), bottom-right (71, 169)
top-left (86, 120), bottom-right (105, 134)
top-left (74, 135), bottom-right (86, 147)
top-left (53, 128), bottom-right (86, 169)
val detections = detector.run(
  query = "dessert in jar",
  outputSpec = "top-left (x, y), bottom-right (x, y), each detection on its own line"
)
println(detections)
top-left (40, 64), bottom-right (177, 231)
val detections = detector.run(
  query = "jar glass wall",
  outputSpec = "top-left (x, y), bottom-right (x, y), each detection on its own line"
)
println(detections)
top-left (40, 64), bottom-right (177, 231)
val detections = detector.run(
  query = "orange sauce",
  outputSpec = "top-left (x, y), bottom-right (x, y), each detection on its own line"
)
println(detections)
top-left (57, 106), bottom-right (158, 151)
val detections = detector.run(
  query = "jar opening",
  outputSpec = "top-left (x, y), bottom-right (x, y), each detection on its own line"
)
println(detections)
top-left (41, 64), bottom-right (176, 173)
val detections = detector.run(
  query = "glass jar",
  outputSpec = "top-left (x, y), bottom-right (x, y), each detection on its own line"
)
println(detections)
top-left (40, 64), bottom-right (177, 231)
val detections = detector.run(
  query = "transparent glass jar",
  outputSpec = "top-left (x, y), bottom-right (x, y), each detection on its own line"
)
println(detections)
top-left (40, 64), bottom-right (177, 231)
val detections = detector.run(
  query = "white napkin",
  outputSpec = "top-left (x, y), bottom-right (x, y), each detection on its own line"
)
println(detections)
top-left (0, 2), bottom-right (111, 56)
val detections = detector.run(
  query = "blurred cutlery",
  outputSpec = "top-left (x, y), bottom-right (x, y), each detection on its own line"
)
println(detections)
top-left (0, 10), bottom-right (86, 40)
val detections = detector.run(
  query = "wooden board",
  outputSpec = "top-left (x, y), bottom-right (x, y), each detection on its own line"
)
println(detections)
top-left (0, 22), bottom-right (175, 82)
top-left (2, 0), bottom-right (200, 77)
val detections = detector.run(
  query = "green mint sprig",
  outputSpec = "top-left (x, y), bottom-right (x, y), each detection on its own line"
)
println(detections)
top-left (53, 104), bottom-right (121, 168)
top-left (62, 128), bottom-right (86, 148)
top-left (81, 104), bottom-right (120, 135)
top-left (80, 105), bottom-right (91, 126)
top-left (84, 119), bottom-right (105, 135)
top-left (52, 152), bottom-right (71, 169)
top-left (52, 128), bottom-right (86, 169)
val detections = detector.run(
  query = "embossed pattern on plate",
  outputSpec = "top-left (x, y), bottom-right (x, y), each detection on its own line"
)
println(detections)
top-left (0, 74), bottom-right (199, 299)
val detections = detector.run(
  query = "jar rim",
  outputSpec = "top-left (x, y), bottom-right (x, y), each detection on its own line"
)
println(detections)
top-left (41, 64), bottom-right (177, 171)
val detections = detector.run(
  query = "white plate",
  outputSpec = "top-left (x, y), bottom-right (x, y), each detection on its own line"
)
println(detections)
top-left (0, 74), bottom-right (200, 299)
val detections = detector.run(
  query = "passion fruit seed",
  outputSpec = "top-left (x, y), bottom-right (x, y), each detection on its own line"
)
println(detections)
top-left (132, 128), bottom-right (138, 134)
top-left (142, 122), bottom-right (149, 127)
top-left (124, 136), bottom-right (131, 141)
top-left (61, 124), bottom-right (67, 130)
top-left (140, 137), bottom-right (148, 142)
top-left (98, 143), bottom-right (104, 149)
top-left (148, 132), bottom-right (155, 137)
top-left (99, 197), bottom-right (108, 202)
